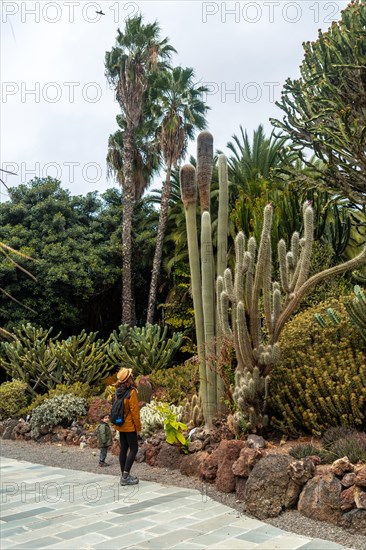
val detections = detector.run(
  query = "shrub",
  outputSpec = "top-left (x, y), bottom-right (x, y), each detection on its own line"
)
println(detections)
top-left (149, 363), bottom-right (199, 404)
top-left (269, 299), bottom-right (366, 436)
top-left (30, 394), bottom-right (87, 436)
top-left (0, 380), bottom-right (28, 420)
top-left (21, 382), bottom-right (93, 415)
top-left (140, 399), bottom-right (183, 438)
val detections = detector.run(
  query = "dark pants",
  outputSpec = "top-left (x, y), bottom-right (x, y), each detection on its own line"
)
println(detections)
top-left (119, 431), bottom-right (138, 474)
top-left (99, 446), bottom-right (108, 464)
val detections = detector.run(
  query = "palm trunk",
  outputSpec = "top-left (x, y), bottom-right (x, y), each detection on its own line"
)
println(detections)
top-left (146, 164), bottom-right (172, 324)
top-left (122, 128), bottom-right (135, 326)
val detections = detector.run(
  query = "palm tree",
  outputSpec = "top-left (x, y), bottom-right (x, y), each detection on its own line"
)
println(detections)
top-left (224, 124), bottom-right (297, 192)
top-left (105, 16), bottom-right (175, 325)
top-left (146, 66), bottom-right (209, 323)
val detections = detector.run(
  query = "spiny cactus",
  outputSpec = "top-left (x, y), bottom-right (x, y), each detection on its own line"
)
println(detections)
top-left (180, 132), bottom-right (228, 426)
top-left (108, 323), bottom-right (182, 375)
top-left (183, 393), bottom-right (204, 427)
top-left (52, 330), bottom-right (110, 386)
top-left (1, 324), bottom-right (61, 395)
top-left (346, 285), bottom-right (366, 342)
top-left (315, 285), bottom-right (366, 342)
top-left (218, 201), bottom-right (366, 432)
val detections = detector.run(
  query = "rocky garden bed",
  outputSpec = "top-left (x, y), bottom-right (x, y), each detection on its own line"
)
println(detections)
top-left (1, 416), bottom-right (365, 541)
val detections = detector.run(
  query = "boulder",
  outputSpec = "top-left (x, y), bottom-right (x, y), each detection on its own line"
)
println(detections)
top-left (330, 457), bottom-right (354, 477)
top-left (247, 434), bottom-right (266, 449)
top-left (199, 450), bottom-right (219, 483)
top-left (288, 457), bottom-right (316, 486)
top-left (155, 442), bottom-right (182, 469)
top-left (1, 419), bottom-right (19, 439)
top-left (355, 466), bottom-right (366, 488)
top-left (180, 452), bottom-right (207, 477)
top-left (215, 440), bottom-right (247, 493)
top-left (244, 454), bottom-right (300, 519)
top-left (14, 419), bottom-right (31, 435)
top-left (298, 473), bottom-right (343, 524)
top-left (232, 447), bottom-right (263, 477)
top-left (355, 486), bottom-right (366, 509)
top-left (340, 509), bottom-right (366, 535)
top-left (341, 472), bottom-right (356, 487)
top-left (145, 444), bottom-right (157, 466)
top-left (340, 485), bottom-right (356, 511)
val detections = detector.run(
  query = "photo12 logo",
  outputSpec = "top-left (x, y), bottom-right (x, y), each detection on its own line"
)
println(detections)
top-left (1, 82), bottom-right (106, 104)
top-left (202, 81), bottom-right (281, 104)
top-left (1, 481), bottom-right (139, 504)
top-left (1, 162), bottom-right (104, 185)
top-left (201, 2), bottom-right (343, 24)
top-left (1, 1), bottom-right (140, 24)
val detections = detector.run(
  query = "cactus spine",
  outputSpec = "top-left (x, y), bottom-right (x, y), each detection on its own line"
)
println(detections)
top-left (218, 200), bottom-right (366, 432)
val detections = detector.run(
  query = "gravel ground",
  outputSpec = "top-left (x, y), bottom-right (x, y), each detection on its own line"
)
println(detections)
top-left (1, 439), bottom-right (365, 550)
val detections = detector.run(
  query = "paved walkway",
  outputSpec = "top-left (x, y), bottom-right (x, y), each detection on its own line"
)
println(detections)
top-left (0, 457), bottom-right (349, 550)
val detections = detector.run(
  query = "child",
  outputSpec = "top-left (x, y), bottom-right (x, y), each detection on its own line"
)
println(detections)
top-left (96, 414), bottom-right (113, 467)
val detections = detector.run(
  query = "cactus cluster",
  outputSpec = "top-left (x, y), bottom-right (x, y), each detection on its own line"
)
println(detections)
top-left (217, 200), bottom-right (366, 432)
top-left (108, 323), bottom-right (183, 375)
top-left (315, 285), bottom-right (366, 343)
top-left (183, 393), bottom-right (204, 427)
top-left (0, 324), bottom-right (110, 395)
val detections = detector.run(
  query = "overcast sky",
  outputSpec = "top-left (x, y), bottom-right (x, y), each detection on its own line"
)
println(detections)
top-left (1, 0), bottom-right (349, 200)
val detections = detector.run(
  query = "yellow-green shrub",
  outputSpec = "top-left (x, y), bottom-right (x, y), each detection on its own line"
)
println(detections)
top-left (269, 299), bottom-right (365, 436)
top-left (149, 363), bottom-right (199, 404)
top-left (0, 380), bottom-right (28, 420)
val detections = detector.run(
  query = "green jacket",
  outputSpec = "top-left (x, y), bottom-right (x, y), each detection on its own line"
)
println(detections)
top-left (96, 422), bottom-right (113, 448)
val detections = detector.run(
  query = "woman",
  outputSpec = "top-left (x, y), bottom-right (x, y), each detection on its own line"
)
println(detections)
top-left (114, 367), bottom-right (141, 486)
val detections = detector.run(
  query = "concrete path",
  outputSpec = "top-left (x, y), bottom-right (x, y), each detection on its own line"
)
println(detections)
top-left (0, 457), bottom-right (348, 550)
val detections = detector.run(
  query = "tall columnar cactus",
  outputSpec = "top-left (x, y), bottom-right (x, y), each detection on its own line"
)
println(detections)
top-left (218, 201), bottom-right (366, 432)
top-left (180, 132), bottom-right (228, 426)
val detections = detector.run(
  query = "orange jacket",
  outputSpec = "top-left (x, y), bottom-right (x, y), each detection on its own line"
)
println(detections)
top-left (114, 388), bottom-right (141, 433)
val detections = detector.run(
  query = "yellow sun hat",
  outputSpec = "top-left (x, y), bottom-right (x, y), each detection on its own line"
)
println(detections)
top-left (116, 367), bottom-right (133, 384)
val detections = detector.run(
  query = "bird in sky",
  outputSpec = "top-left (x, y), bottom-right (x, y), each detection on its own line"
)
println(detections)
top-left (96, 10), bottom-right (105, 16)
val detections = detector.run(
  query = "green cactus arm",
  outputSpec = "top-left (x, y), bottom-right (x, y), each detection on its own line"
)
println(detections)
top-left (278, 240), bottom-right (290, 294)
top-left (237, 301), bottom-right (255, 370)
top-left (272, 247), bottom-right (366, 343)
top-left (245, 248), bottom-right (255, 313)
top-left (295, 203), bottom-right (314, 291)
top-left (250, 204), bottom-right (273, 348)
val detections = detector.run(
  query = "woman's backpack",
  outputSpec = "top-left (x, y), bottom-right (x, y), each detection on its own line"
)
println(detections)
top-left (110, 388), bottom-right (132, 426)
